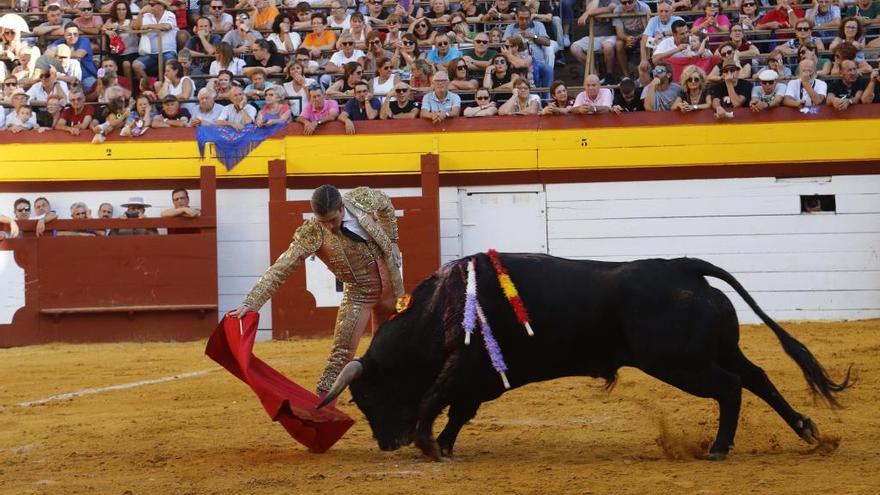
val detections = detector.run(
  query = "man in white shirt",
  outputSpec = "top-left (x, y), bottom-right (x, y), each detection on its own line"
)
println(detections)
top-left (651, 19), bottom-right (690, 64)
top-left (26, 71), bottom-right (69, 105)
top-left (190, 88), bottom-right (224, 126)
top-left (783, 59), bottom-right (827, 108)
top-left (132, 0), bottom-right (178, 82)
top-left (217, 86), bottom-right (256, 130)
top-left (321, 32), bottom-right (365, 87)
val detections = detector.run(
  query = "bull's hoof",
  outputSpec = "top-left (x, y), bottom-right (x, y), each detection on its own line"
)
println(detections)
top-left (439, 446), bottom-right (453, 458)
top-left (796, 417), bottom-right (820, 445)
top-left (415, 435), bottom-right (441, 461)
top-left (706, 451), bottom-right (728, 461)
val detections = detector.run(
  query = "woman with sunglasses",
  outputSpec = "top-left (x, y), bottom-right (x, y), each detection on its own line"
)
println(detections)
top-left (371, 56), bottom-right (400, 100)
top-left (672, 65), bottom-right (711, 113)
top-left (380, 82), bottom-right (421, 119)
top-left (498, 75), bottom-right (541, 115)
top-left (447, 57), bottom-right (479, 91)
top-left (391, 33), bottom-right (422, 73)
top-left (829, 17), bottom-right (872, 74)
top-left (326, 61), bottom-right (364, 98)
top-left (484, 53), bottom-right (514, 101)
top-left (282, 62), bottom-right (316, 117)
top-left (707, 41), bottom-right (745, 83)
top-left (448, 11), bottom-right (476, 44)
top-left (781, 20), bottom-right (825, 56)
top-left (383, 14), bottom-right (406, 50)
top-left (364, 32), bottom-right (393, 73)
top-left (691, 1), bottom-right (731, 35)
top-left (736, 0), bottom-right (761, 32)
top-left (408, 16), bottom-right (436, 47)
top-left (463, 87), bottom-right (498, 117)
top-left (541, 80), bottom-right (574, 115)
top-left (501, 35), bottom-right (534, 86)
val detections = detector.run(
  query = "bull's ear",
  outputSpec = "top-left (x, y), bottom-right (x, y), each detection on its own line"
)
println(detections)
top-left (317, 360), bottom-right (363, 409)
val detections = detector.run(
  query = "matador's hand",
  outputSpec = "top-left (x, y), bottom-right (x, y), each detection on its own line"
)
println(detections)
top-left (229, 303), bottom-right (255, 318)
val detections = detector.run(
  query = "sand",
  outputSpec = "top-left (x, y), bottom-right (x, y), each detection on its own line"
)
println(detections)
top-left (1, 319), bottom-right (878, 495)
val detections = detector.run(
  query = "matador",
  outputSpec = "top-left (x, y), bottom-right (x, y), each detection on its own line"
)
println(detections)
top-left (231, 185), bottom-right (404, 401)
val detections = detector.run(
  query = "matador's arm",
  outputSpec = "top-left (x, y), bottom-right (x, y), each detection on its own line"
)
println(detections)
top-left (373, 189), bottom-right (399, 243)
top-left (242, 221), bottom-right (322, 310)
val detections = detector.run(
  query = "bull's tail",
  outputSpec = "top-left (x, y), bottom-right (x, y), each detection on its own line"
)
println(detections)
top-left (679, 257), bottom-right (853, 408)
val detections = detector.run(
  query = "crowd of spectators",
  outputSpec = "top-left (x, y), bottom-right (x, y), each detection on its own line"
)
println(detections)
top-left (0, 190), bottom-right (201, 238)
top-left (0, 0), bottom-right (878, 139)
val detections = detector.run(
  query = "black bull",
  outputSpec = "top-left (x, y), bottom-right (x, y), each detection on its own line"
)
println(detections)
top-left (319, 253), bottom-right (852, 460)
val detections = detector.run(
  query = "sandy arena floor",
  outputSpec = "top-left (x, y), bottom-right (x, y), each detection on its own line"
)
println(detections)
top-left (1, 319), bottom-right (878, 495)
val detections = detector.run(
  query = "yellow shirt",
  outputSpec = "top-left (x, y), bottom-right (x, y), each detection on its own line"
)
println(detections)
top-left (254, 6), bottom-right (279, 30)
top-left (302, 30), bottom-right (336, 49)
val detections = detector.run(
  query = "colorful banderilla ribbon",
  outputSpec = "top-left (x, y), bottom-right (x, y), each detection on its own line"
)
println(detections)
top-left (487, 249), bottom-right (534, 336)
top-left (463, 257), bottom-right (510, 389)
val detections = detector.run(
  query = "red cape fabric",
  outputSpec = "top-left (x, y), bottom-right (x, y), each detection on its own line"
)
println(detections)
top-left (205, 313), bottom-right (355, 453)
top-left (668, 55), bottom-right (722, 82)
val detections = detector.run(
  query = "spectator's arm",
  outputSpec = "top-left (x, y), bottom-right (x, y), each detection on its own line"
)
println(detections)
top-left (338, 110), bottom-right (356, 134)
top-left (449, 104), bottom-right (461, 117)
top-left (861, 72), bottom-right (878, 104)
top-left (419, 105), bottom-right (437, 120)
top-left (380, 96), bottom-right (393, 120)
top-left (0, 215), bottom-right (19, 238)
top-left (643, 84), bottom-right (657, 111)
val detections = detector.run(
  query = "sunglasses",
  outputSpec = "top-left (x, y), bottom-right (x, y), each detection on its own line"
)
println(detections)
top-left (688, 76), bottom-right (701, 82)
top-left (760, 80), bottom-right (775, 84)
top-left (4, 82), bottom-right (16, 86)
top-left (743, 2), bottom-right (755, 5)
top-left (722, 68), bottom-right (738, 74)
top-left (708, 2), bottom-right (719, 6)
top-left (16, 207), bottom-right (30, 212)
top-left (475, 95), bottom-right (490, 101)
top-left (620, 0), bottom-right (632, 4)
top-left (474, 39), bottom-right (488, 44)
top-left (417, 23), bottom-right (427, 28)
top-left (81, 7), bottom-right (92, 11)
top-left (494, 59), bottom-right (506, 64)
top-left (720, 50), bottom-right (733, 56)
top-left (395, 87), bottom-right (409, 93)
top-left (437, 41), bottom-right (449, 46)
top-left (796, 26), bottom-right (811, 32)
top-left (403, 40), bottom-right (415, 46)
top-left (382, 65), bottom-right (392, 70)
top-left (370, 40), bottom-right (382, 45)
top-left (457, 65), bottom-right (467, 70)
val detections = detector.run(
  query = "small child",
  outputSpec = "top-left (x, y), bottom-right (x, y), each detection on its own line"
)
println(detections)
top-left (91, 90), bottom-right (131, 143)
top-left (684, 33), bottom-right (712, 58)
top-left (120, 95), bottom-right (154, 138)
top-left (5, 105), bottom-right (47, 133)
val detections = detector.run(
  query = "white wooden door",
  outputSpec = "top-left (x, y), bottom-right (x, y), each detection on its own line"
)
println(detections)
top-left (459, 186), bottom-right (548, 256)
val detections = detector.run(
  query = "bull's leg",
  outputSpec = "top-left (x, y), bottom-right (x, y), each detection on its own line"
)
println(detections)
top-left (413, 355), bottom-right (466, 461)
top-left (437, 399), bottom-right (481, 457)
top-left (643, 364), bottom-right (742, 461)
top-left (725, 351), bottom-right (820, 444)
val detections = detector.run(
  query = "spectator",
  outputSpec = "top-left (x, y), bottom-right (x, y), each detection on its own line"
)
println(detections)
top-left (781, 20), bottom-right (826, 56)
top-left (50, 44), bottom-right (83, 91)
top-left (132, 0), bottom-right (178, 83)
top-left (3, 76), bottom-right (19, 104)
top-left (692, 0), bottom-right (731, 35)
top-left (293, 48), bottom-right (320, 76)
top-left (462, 31), bottom-right (497, 75)
top-left (380, 81), bottom-right (421, 119)
top-left (447, 11), bottom-right (474, 45)
top-left (797, 42), bottom-right (831, 76)
top-left (445, 56), bottom-right (478, 93)
top-left (206, 0), bottom-right (234, 33)
top-left (185, 16), bottom-right (221, 64)
top-left (33, 4), bottom-right (70, 37)
top-left (757, 48), bottom-right (792, 78)
top-left (210, 42), bottom-right (246, 76)
top-left (848, 0), bottom-right (880, 23)
top-left (426, 33), bottom-right (463, 70)
top-left (50, 25), bottom-right (97, 92)
top-left (26, 71), bottom-right (68, 106)
top-left (503, 8), bottom-right (552, 88)
top-left (613, 0), bottom-right (651, 82)
top-left (256, 86), bottom-right (291, 127)
top-left (459, 0), bottom-right (487, 28)
top-left (826, 59), bottom-right (866, 111)
top-left (707, 42), bottom-right (747, 83)
top-left (382, 14), bottom-right (405, 50)
top-left (112, 197), bottom-right (158, 236)
top-left (244, 69), bottom-right (277, 109)
top-left (711, 62), bottom-right (751, 118)
top-left (641, 62), bottom-right (680, 112)
top-left (13, 198), bottom-right (31, 223)
top-left (391, 33), bottom-right (421, 74)
top-left (155, 59), bottom-right (195, 104)
top-left (328, 0), bottom-right (352, 30)
top-left (102, 0), bottom-right (139, 85)
top-left (483, 53), bottom-right (514, 99)
top-left (420, 70), bottom-right (461, 122)
top-left (372, 56), bottom-right (400, 98)
top-left (756, 0), bottom-right (803, 32)
top-left (339, 80), bottom-right (381, 133)
top-left (5, 105), bottom-right (44, 133)
top-left (160, 189), bottom-right (201, 217)
top-left (282, 62), bottom-right (316, 117)
top-left (217, 86), bottom-right (256, 130)
top-left (56, 88), bottom-right (94, 135)
top-left (32, 196), bottom-right (57, 237)
top-left (302, 13), bottom-right (336, 60)
top-left (223, 12), bottom-right (263, 55)
top-left (292, 2), bottom-right (313, 31)
top-left (72, 1), bottom-right (103, 35)
top-left (784, 59), bottom-right (828, 108)
top-left (267, 14), bottom-right (302, 55)
top-left (805, 0), bottom-right (842, 31)
top-left (728, 24), bottom-right (760, 59)
top-left (190, 88), bottom-right (224, 126)
top-left (652, 19), bottom-right (691, 65)
top-left (499, 76), bottom-right (541, 115)
top-left (644, 1), bottom-right (684, 43)
top-left (120, 95), bottom-right (155, 136)
top-left (326, 62), bottom-right (364, 98)
top-left (90, 86), bottom-right (130, 143)
top-left (325, 33), bottom-right (366, 79)
top-left (409, 16), bottom-right (436, 47)
top-left (153, 94), bottom-right (191, 127)
top-left (364, 32), bottom-right (393, 73)
top-left (11, 46), bottom-right (39, 86)
top-left (9, 89), bottom-right (28, 114)
top-left (502, 35), bottom-right (534, 86)
top-left (245, 0), bottom-right (280, 31)
top-left (484, 0), bottom-right (516, 26)
top-left (209, 70), bottom-right (236, 101)
top-left (297, 85), bottom-right (340, 135)
top-left (57, 202), bottom-right (96, 237)
top-left (425, 0), bottom-right (452, 24)
top-left (343, 12), bottom-right (369, 49)
top-left (750, 69), bottom-right (786, 112)
top-left (542, 80), bottom-right (575, 115)
top-left (736, 0), bottom-right (761, 32)
top-left (246, 40), bottom-right (287, 78)
top-left (463, 87), bottom-right (498, 117)
top-left (37, 94), bottom-right (66, 129)
top-left (366, 0), bottom-right (390, 25)
top-left (672, 65), bottom-right (711, 113)
top-left (572, 0), bottom-right (618, 79)
top-left (612, 76), bottom-right (644, 112)
top-left (572, 73), bottom-right (613, 114)
top-left (829, 17), bottom-right (873, 74)
top-left (101, 58), bottom-right (133, 94)
top-left (861, 68), bottom-right (880, 104)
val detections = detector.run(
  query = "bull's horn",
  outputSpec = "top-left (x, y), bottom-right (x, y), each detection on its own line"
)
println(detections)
top-left (317, 360), bottom-right (363, 409)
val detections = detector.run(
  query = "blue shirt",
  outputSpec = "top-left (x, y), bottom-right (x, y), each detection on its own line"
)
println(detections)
top-left (342, 97), bottom-right (381, 120)
top-left (422, 90), bottom-right (461, 114)
top-left (51, 38), bottom-right (96, 80)
top-left (502, 21), bottom-right (549, 64)
top-left (426, 47), bottom-right (463, 65)
top-left (643, 15), bottom-right (685, 38)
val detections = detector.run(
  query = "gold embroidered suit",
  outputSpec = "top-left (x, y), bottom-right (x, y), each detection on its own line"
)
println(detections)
top-left (242, 187), bottom-right (404, 393)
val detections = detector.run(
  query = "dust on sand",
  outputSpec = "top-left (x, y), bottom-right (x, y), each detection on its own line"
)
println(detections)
top-left (1, 320), bottom-right (879, 495)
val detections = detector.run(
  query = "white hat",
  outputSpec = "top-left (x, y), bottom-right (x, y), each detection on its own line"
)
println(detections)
top-left (121, 196), bottom-right (152, 208)
top-left (758, 69), bottom-right (778, 82)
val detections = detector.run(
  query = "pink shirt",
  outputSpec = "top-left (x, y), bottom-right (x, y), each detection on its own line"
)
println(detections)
top-left (573, 88), bottom-right (613, 108)
top-left (300, 99), bottom-right (340, 122)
